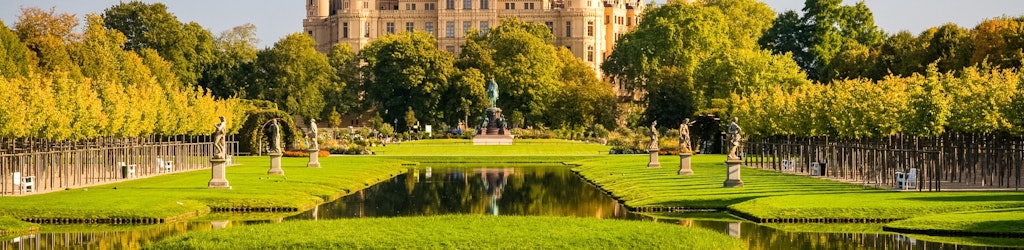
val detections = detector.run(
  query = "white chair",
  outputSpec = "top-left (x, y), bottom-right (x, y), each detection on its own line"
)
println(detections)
top-left (781, 159), bottom-right (794, 172)
top-left (896, 168), bottom-right (918, 190)
top-left (226, 155), bottom-right (233, 165)
top-left (157, 158), bottom-right (174, 173)
top-left (13, 172), bottom-right (34, 193)
top-left (811, 162), bottom-right (820, 176)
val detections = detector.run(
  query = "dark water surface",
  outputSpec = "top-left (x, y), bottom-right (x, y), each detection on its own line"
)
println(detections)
top-left (2, 167), bottom-right (1020, 249)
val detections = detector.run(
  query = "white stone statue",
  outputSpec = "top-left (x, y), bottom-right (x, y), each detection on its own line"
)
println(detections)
top-left (649, 121), bottom-right (659, 149)
top-left (727, 117), bottom-right (742, 159)
top-left (679, 118), bottom-right (696, 154)
top-left (268, 119), bottom-right (281, 153)
top-left (213, 116), bottom-right (227, 159)
top-left (309, 118), bottom-right (319, 149)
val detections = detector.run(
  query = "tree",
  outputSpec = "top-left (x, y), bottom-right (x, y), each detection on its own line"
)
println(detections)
top-left (443, 68), bottom-right (488, 127)
top-left (922, 24), bottom-right (974, 73)
top-left (103, 2), bottom-right (216, 86)
top-left (324, 43), bottom-right (359, 119)
top-left (488, 18), bottom-right (561, 126)
top-left (202, 23), bottom-right (259, 98)
top-left (970, 18), bottom-right (1024, 69)
top-left (547, 48), bottom-right (617, 129)
top-left (360, 32), bottom-right (455, 131)
top-left (758, 0), bottom-right (884, 80)
top-left (0, 20), bottom-right (33, 79)
top-left (250, 33), bottom-right (332, 119)
top-left (455, 30), bottom-right (495, 76)
top-left (14, 7), bottom-right (80, 76)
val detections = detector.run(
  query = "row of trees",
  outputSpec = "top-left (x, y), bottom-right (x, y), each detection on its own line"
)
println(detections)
top-left (360, 19), bottom-right (617, 132)
top-left (731, 64), bottom-right (1024, 138)
top-left (760, 0), bottom-right (1024, 83)
top-left (0, 9), bottom-right (241, 140)
top-left (603, 0), bottom-right (810, 128)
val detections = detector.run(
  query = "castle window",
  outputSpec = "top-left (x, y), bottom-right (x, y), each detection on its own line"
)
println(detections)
top-left (464, 0), bottom-right (472, 9)
top-left (363, 1), bottom-right (368, 9)
top-left (342, 22), bottom-right (349, 38)
top-left (406, 22), bottom-right (415, 32)
top-left (386, 22), bottom-right (395, 34)
top-left (463, 21), bottom-right (472, 35)
top-left (425, 3), bottom-right (436, 10)
top-left (446, 0), bottom-right (455, 9)
top-left (446, 21), bottom-right (455, 38)
top-left (545, 21), bottom-right (553, 35)
top-left (524, 2), bottom-right (535, 9)
top-left (605, 15), bottom-right (610, 24)
top-left (587, 21), bottom-right (594, 36)
top-left (587, 46), bottom-right (594, 62)
top-left (480, 21), bottom-right (489, 35)
top-left (426, 22), bottom-right (435, 35)
top-left (364, 22), bottom-right (371, 37)
top-left (505, 2), bottom-right (514, 9)
top-left (565, 21), bottom-right (571, 37)
top-left (480, 0), bottom-right (489, 9)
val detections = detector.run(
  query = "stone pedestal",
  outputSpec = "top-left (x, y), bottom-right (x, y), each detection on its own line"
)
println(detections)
top-left (307, 149), bottom-right (321, 168)
top-left (472, 107), bottom-right (514, 145)
top-left (647, 148), bottom-right (661, 168)
top-left (724, 158), bottom-right (744, 187)
top-left (268, 152), bottom-right (284, 175)
top-left (678, 153), bottom-right (693, 175)
top-left (208, 158), bottom-right (231, 189)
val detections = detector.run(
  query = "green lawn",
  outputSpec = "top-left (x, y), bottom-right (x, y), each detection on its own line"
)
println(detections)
top-left (147, 215), bottom-right (744, 250)
top-left (884, 207), bottom-right (1024, 236)
top-left (0, 156), bottom-right (406, 224)
top-left (0, 216), bottom-right (35, 235)
top-left (373, 139), bottom-right (611, 155)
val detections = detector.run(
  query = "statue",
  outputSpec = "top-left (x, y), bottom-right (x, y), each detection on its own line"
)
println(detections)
top-left (268, 119), bottom-right (281, 153)
top-left (727, 117), bottom-right (742, 159)
top-left (212, 116), bottom-right (227, 159)
top-left (487, 78), bottom-right (499, 108)
top-left (309, 118), bottom-right (319, 149)
top-left (679, 118), bottom-right (696, 153)
top-left (649, 121), bottom-right (659, 149)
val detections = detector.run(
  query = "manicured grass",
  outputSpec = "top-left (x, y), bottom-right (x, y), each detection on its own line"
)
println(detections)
top-left (570, 154), bottom-right (873, 209)
top-left (0, 156), bottom-right (406, 225)
top-left (884, 207), bottom-right (1024, 236)
top-left (899, 234), bottom-right (1024, 248)
top-left (0, 216), bottom-right (36, 235)
top-left (731, 192), bottom-right (1024, 221)
top-left (571, 154), bottom-right (1024, 232)
top-left (147, 215), bottom-right (744, 250)
top-left (373, 139), bottom-right (611, 156)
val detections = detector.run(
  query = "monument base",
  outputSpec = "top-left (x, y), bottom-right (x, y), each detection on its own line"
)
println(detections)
top-left (647, 148), bottom-right (661, 168)
top-left (678, 153), bottom-right (693, 175)
top-left (724, 158), bottom-right (744, 187)
top-left (472, 135), bottom-right (514, 145)
top-left (208, 158), bottom-right (231, 189)
top-left (307, 149), bottom-right (321, 168)
top-left (268, 152), bottom-right (284, 175)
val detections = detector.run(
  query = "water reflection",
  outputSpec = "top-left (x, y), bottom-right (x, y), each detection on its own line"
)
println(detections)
top-left (285, 167), bottom-right (629, 220)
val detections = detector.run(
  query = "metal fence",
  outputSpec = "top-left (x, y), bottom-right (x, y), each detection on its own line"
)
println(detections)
top-left (743, 134), bottom-right (1023, 191)
top-left (1, 136), bottom-right (237, 196)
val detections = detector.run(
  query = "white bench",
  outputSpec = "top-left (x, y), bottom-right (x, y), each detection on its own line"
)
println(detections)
top-left (119, 162), bottom-right (137, 178)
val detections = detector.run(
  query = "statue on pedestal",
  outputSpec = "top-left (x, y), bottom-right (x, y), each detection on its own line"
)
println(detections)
top-left (309, 118), bottom-right (319, 149)
top-left (727, 117), bottom-right (742, 159)
top-left (679, 118), bottom-right (696, 153)
top-left (649, 121), bottom-right (659, 149)
top-left (213, 116), bottom-right (227, 159)
top-left (268, 119), bottom-right (281, 153)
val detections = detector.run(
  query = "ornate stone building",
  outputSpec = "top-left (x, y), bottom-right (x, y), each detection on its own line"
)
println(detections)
top-left (302, 0), bottom-right (645, 77)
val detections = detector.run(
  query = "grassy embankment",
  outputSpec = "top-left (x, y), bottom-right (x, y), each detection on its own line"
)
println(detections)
top-left (0, 156), bottom-right (406, 231)
top-left (570, 154), bottom-right (1024, 237)
top-left (147, 215), bottom-right (743, 250)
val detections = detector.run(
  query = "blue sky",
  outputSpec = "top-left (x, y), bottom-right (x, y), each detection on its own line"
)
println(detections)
top-left (2, 0), bottom-right (1024, 48)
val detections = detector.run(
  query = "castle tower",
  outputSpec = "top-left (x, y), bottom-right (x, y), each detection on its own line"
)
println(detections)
top-left (307, 0), bottom-right (330, 18)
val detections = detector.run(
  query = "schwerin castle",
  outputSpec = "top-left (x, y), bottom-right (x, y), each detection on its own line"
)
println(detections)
top-left (301, 0), bottom-right (689, 78)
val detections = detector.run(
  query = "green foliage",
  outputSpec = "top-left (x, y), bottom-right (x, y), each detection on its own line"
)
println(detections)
top-left (0, 20), bottom-right (33, 79)
top-left (237, 107), bottom-right (300, 154)
top-left (488, 18), bottom-right (561, 126)
top-left (885, 208), bottom-right (1024, 235)
top-left (371, 139), bottom-right (610, 156)
top-left (250, 33), bottom-right (332, 119)
top-left (360, 32), bottom-right (462, 131)
top-left (324, 43), bottom-right (360, 118)
top-left (731, 64), bottom-right (1022, 137)
top-left (202, 23), bottom-right (259, 98)
top-left (103, 2), bottom-right (216, 86)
